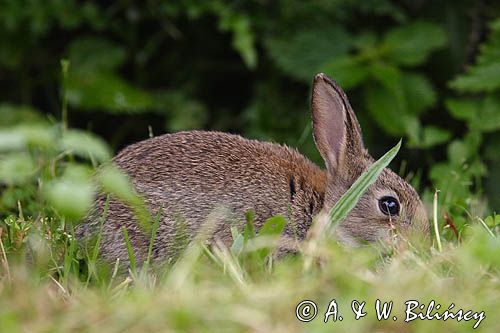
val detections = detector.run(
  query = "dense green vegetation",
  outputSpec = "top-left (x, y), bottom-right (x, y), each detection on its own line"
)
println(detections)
top-left (0, 1), bottom-right (499, 332)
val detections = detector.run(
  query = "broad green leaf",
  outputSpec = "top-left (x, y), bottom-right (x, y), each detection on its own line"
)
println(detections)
top-left (265, 25), bottom-right (351, 82)
top-left (447, 96), bottom-right (500, 132)
top-left (326, 140), bottom-right (401, 231)
top-left (474, 96), bottom-right (500, 132)
top-left (98, 165), bottom-right (138, 204)
top-left (219, 14), bottom-right (257, 69)
top-left (446, 98), bottom-right (477, 121)
top-left (409, 126), bottom-right (452, 148)
top-left (382, 22), bottom-right (447, 66)
top-left (0, 125), bottom-right (54, 151)
top-left (59, 129), bottom-right (111, 163)
top-left (402, 73), bottom-right (437, 115)
top-left (450, 63), bottom-right (500, 92)
top-left (0, 104), bottom-right (46, 127)
top-left (45, 178), bottom-right (95, 220)
top-left (256, 215), bottom-right (286, 259)
top-left (66, 70), bottom-right (154, 113)
top-left (98, 165), bottom-right (152, 233)
top-left (450, 19), bottom-right (500, 92)
top-left (0, 129), bottom-right (26, 151)
top-left (364, 84), bottom-right (414, 136)
top-left (67, 36), bottom-right (126, 71)
top-left (259, 215), bottom-right (286, 237)
top-left (321, 56), bottom-right (369, 89)
top-left (0, 153), bottom-right (36, 185)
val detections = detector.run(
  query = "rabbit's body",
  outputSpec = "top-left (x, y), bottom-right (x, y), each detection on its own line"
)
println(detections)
top-left (86, 131), bottom-right (326, 261)
top-left (78, 74), bottom-right (429, 263)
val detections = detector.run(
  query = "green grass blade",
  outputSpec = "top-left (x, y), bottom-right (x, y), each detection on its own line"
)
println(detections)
top-left (326, 140), bottom-right (402, 233)
top-left (145, 207), bottom-right (163, 268)
top-left (122, 227), bottom-right (137, 277)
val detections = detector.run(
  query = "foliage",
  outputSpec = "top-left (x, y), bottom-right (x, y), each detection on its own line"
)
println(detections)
top-left (0, 1), bottom-right (500, 332)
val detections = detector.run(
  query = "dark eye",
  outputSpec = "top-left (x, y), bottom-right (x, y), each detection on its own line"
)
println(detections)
top-left (378, 196), bottom-right (400, 216)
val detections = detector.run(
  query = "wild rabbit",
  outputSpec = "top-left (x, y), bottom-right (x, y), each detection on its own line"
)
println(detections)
top-left (77, 73), bottom-right (428, 262)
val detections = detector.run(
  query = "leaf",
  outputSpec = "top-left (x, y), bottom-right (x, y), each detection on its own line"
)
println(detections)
top-left (450, 62), bottom-right (500, 92)
top-left (449, 19), bottom-right (500, 92)
top-left (59, 129), bottom-right (111, 163)
top-left (364, 84), bottom-right (415, 136)
top-left (45, 178), bottom-right (95, 221)
top-left (98, 165), bottom-right (138, 204)
top-left (0, 153), bottom-right (36, 185)
top-left (0, 125), bottom-right (55, 152)
top-left (66, 36), bottom-right (126, 71)
top-left (326, 140), bottom-right (402, 232)
top-left (474, 95), bottom-right (500, 132)
top-left (382, 21), bottom-right (447, 66)
top-left (321, 56), bottom-right (369, 89)
top-left (0, 104), bottom-right (46, 127)
top-left (446, 98), bottom-right (477, 121)
top-left (265, 25), bottom-right (351, 82)
top-left (256, 215), bottom-right (286, 259)
top-left (402, 73), bottom-right (437, 115)
top-left (0, 129), bottom-right (26, 152)
top-left (98, 165), bottom-right (152, 233)
top-left (220, 14), bottom-right (257, 69)
top-left (413, 126), bottom-right (452, 148)
top-left (446, 96), bottom-right (500, 132)
top-left (259, 215), bottom-right (286, 237)
top-left (66, 70), bottom-right (154, 113)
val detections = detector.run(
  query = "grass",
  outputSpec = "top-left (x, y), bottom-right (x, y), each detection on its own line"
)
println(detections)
top-left (0, 223), bottom-right (498, 332)
top-left (0, 94), bottom-right (498, 331)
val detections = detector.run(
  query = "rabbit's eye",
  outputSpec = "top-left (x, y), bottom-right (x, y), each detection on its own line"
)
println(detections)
top-left (378, 196), bottom-right (400, 216)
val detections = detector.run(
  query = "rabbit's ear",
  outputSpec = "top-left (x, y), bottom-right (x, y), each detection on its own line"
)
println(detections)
top-left (311, 73), bottom-right (364, 171)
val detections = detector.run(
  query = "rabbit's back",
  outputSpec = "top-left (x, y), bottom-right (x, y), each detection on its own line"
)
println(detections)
top-left (90, 131), bottom-right (326, 261)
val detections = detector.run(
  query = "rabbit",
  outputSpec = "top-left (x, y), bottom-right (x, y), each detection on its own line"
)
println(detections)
top-left (76, 73), bottom-right (429, 263)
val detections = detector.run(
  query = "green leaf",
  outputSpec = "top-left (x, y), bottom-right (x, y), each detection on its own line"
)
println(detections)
top-left (474, 96), bottom-right (500, 132)
top-left (446, 98), bottom-right (477, 121)
top-left (450, 19), bottom-right (500, 92)
top-left (450, 63), bottom-right (500, 92)
top-left (382, 21), bottom-right (447, 66)
top-left (402, 73), bottom-right (437, 115)
top-left (98, 165), bottom-right (138, 204)
top-left (364, 84), bottom-right (417, 136)
top-left (59, 129), bottom-right (111, 163)
top-left (0, 104), bottom-right (46, 127)
top-left (0, 153), bottom-right (36, 185)
top-left (265, 25), bottom-right (351, 82)
top-left (0, 129), bottom-right (26, 151)
top-left (256, 215), bottom-right (286, 259)
top-left (0, 125), bottom-right (55, 152)
top-left (259, 215), bottom-right (286, 237)
top-left (66, 70), bottom-right (154, 113)
top-left (410, 126), bottom-right (452, 149)
top-left (326, 140), bottom-right (402, 231)
top-left (220, 14), bottom-right (257, 69)
top-left (45, 178), bottom-right (95, 221)
top-left (98, 165), bottom-right (152, 233)
top-left (67, 36), bottom-right (126, 71)
top-left (321, 56), bottom-right (369, 89)
top-left (447, 96), bottom-right (500, 132)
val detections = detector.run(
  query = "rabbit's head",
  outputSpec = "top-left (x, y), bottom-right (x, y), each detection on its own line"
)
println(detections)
top-left (312, 73), bottom-right (429, 245)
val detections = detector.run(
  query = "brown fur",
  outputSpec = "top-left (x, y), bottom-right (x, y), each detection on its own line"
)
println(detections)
top-left (76, 73), bottom-right (429, 263)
